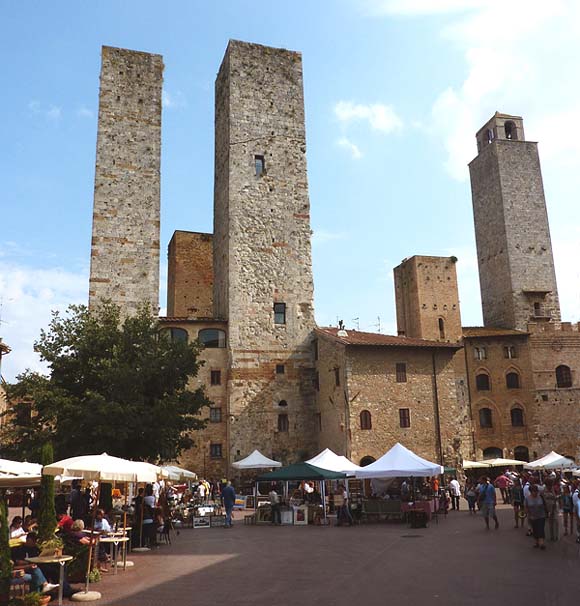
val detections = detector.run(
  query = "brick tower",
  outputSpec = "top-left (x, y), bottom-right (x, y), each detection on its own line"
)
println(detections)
top-left (468, 113), bottom-right (560, 330)
top-left (88, 46), bottom-right (163, 316)
top-left (393, 255), bottom-right (462, 342)
top-left (213, 41), bottom-right (317, 463)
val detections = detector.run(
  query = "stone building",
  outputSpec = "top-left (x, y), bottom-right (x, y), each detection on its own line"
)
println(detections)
top-left (88, 46), bottom-right (163, 316)
top-left (85, 41), bottom-right (579, 475)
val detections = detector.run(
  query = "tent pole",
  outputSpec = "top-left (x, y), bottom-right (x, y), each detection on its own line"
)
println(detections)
top-left (84, 482), bottom-right (101, 594)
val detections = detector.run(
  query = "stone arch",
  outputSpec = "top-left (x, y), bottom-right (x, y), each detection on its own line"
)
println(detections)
top-left (514, 445), bottom-right (530, 462)
top-left (504, 120), bottom-right (518, 140)
top-left (483, 446), bottom-right (502, 459)
top-left (360, 456), bottom-right (375, 467)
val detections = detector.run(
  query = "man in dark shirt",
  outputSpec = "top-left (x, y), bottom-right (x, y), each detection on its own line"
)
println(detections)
top-left (222, 481), bottom-right (236, 528)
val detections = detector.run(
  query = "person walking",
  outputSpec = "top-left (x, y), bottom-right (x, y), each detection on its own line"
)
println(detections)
top-left (543, 480), bottom-right (559, 542)
top-left (478, 477), bottom-right (499, 530)
top-left (525, 484), bottom-right (548, 550)
top-left (560, 484), bottom-right (573, 536)
top-left (465, 480), bottom-right (477, 515)
top-left (222, 481), bottom-right (236, 528)
top-left (449, 477), bottom-right (461, 511)
top-left (511, 477), bottom-right (525, 529)
top-left (269, 486), bottom-right (281, 525)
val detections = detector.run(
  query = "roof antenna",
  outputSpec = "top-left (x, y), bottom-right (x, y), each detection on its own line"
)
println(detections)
top-left (372, 316), bottom-right (381, 333)
top-left (352, 317), bottom-right (359, 331)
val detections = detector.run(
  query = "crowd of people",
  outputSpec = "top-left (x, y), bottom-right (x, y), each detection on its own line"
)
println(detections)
top-left (460, 470), bottom-right (580, 550)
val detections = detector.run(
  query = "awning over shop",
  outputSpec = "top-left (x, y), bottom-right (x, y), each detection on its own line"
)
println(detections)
top-left (257, 462), bottom-right (346, 481)
top-left (355, 443), bottom-right (443, 479)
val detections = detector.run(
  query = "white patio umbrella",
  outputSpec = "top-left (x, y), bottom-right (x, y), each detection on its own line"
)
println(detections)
top-left (463, 460), bottom-right (491, 470)
top-left (161, 465), bottom-right (197, 481)
top-left (481, 457), bottom-right (524, 468)
top-left (0, 458), bottom-right (42, 476)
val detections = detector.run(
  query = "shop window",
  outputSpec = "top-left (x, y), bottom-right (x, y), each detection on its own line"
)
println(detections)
top-left (396, 362), bottom-right (407, 383)
top-left (476, 373), bottom-right (491, 391)
top-left (360, 410), bottom-right (372, 430)
top-left (278, 413), bottom-right (289, 432)
top-left (198, 328), bottom-right (226, 348)
top-left (514, 445), bottom-right (530, 462)
top-left (274, 302), bottom-right (286, 325)
top-left (479, 407), bottom-right (493, 428)
top-left (556, 365), bottom-right (572, 388)
top-left (506, 372), bottom-right (520, 389)
top-left (159, 327), bottom-right (188, 343)
top-left (210, 370), bottom-right (221, 386)
top-left (210, 443), bottom-right (223, 459)
top-left (399, 408), bottom-right (411, 428)
top-left (511, 408), bottom-right (524, 427)
top-left (255, 154), bottom-right (265, 176)
top-left (209, 407), bottom-right (222, 423)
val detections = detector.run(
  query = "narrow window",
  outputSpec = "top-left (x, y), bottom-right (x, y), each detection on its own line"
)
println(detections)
top-left (438, 318), bottom-right (445, 340)
top-left (399, 408), bottom-right (411, 428)
top-left (314, 371), bottom-right (320, 391)
top-left (255, 154), bottom-right (265, 176)
top-left (210, 443), bottom-right (223, 459)
top-left (278, 413), bottom-right (289, 432)
top-left (315, 412), bottom-right (322, 431)
top-left (476, 373), bottom-right (490, 391)
top-left (511, 408), bottom-right (524, 427)
top-left (313, 339), bottom-right (319, 361)
top-left (474, 347), bottom-right (487, 360)
top-left (556, 365), bottom-right (572, 388)
top-left (506, 372), bottom-right (520, 389)
top-left (396, 362), bottom-right (407, 383)
top-left (274, 302), bottom-right (286, 325)
top-left (487, 128), bottom-right (494, 144)
top-left (504, 121), bottom-right (517, 140)
top-left (276, 364), bottom-right (285, 375)
top-left (479, 408), bottom-right (493, 428)
top-left (334, 367), bottom-right (340, 387)
top-left (504, 346), bottom-right (517, 359)
top-left (210, 370), bottom-right (221, 386)
top-left (360, 410), bottom-right (372, 430)
top-left (209, 407), bottom-right (222, 423)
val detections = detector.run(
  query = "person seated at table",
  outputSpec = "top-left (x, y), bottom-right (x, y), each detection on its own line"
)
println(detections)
top-left (66, 520), bottom-right (91, 545)
top-left (57, 511), bottom-right (74, 533)
top-left (93, 509), bottom-right (112, 533)
top-left (11, 532), bottom-right (79, 598)
top-left (10, 535), bottom-right (59, 595)
top-left (10, 516), bottom-right (27, 541)
top-left (23, 515), bottom-right (38, 533)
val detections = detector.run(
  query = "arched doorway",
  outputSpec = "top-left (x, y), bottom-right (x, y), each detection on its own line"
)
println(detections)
top-left (359, 456), bottom-right (375, 467)
top-left (514, 446), bottom-right (529, 462)
top-left (482, 447), bottom-right (502, 459)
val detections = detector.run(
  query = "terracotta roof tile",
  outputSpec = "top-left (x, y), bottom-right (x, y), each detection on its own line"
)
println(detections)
top-left (315, 327), bottom-right (461, 349)
top-left (462, 326), bottom-right (528, 338)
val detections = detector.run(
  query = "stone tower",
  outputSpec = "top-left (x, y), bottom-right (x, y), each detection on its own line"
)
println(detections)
top-left (393, 255), bottom-right (462, 342)
top-left (468, 112), bottom-right (560, 330)
top-left (88, 46), bottom-right (163, 316)
top-left (213, 40), bottom-right (317, 463)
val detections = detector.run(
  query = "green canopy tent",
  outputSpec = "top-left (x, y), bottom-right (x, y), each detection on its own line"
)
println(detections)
top-left (257, 463), bottom-right (346, 525)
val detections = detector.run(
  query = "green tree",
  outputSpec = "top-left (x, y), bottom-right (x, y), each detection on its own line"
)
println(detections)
top-left (0, 499), bottom-right (11, 603)
top-left (37, 442), bottom-right (56, 544)
top-left (3, 303), bottom-right (211, 462)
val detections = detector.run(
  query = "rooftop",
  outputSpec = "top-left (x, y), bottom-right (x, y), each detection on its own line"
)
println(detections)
top-left (462, 327), bottom-right (528, 338)
top-left (316, 327), bottom-right (461, 349)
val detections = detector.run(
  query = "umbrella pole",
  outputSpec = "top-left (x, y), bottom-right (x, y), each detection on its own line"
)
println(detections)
top-left (84, 482), bottom-right (101, 594)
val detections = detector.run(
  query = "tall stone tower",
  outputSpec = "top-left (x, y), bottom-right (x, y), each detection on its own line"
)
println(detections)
top-left (88, 46), bottom-right (163, 316)
top-left (469, 112), bottom-right (560, 330)
top-left (393, 255), bottom-right (462, 342)
top-left (213, 41), bottom-right (317, 463)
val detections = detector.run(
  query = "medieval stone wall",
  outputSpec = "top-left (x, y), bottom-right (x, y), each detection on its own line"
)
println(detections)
top-left (213, 41), bottom-right (317, 464)
top-left (167, 231), bottom-right (213, 318)
top-left (89, 46), bottom-right (163, 316)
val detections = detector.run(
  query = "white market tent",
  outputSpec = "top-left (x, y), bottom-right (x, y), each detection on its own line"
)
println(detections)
top-left (524, 451), bottom-right (576, 470)
top-left (306, 448), bottom-right (362, 475)
top-left (355, 443), bottom-right (443, 479)
top-left (0, 458), bottom-right (42, 476)
top-left (162, 465), bottom-right (197, 481)
top-left (232, 449), bottom-right (282, 469)
top-left (463, 460), bottom-right (491, 470)
top-left (482, 457), bottom-right (524, 468)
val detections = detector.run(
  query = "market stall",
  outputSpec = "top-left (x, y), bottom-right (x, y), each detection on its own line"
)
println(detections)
top-left (257, 463), bottom-right (346, 525)
top-left (524, 451), bottom-right (576, 470)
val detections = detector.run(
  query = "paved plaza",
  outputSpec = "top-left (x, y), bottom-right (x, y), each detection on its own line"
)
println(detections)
top-left (91, 505), bottom-right (578, 606)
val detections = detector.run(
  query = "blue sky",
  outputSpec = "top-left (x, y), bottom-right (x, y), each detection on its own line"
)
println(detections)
top-left (2, 0), bottom-right (580, 381)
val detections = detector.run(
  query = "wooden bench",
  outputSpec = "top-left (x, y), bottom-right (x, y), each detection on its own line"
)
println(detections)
top-left (361, 499), bottom-right (403, 523)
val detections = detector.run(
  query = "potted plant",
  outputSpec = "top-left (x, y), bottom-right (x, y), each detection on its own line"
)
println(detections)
top-left (10, 592), bottom-right (52, 606)
top-left (38, 536), bottom-right (64, 557)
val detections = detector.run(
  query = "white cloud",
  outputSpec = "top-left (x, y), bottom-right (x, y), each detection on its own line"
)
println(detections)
top-left (335, 101), bottom-right (403, 134)
top-left (337, 137), bottom-right (362, 159)
top-left (0, 261), bottom-right (88, 382)
top-left (162, 90), bottom-right (187, 109)
top-left (28, 100), bottom-right (62, 121)
top-left (76, 106), bottom-right (94, 119)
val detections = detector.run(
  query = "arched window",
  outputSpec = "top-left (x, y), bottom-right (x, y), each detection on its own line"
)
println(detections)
top-left (504, 121), bottom-right (517, 140)
top-left (277, 413), bottom-right (289, 432)
top-left (514, 446), bottom-right (530, 462)
top-left (438, 318), bottom-right (445, 340)
top-left (476, 373), bottom-right (490, 391)
top-left (278, 400), bottom-right (287, 407)
top-left (159, 327), bottom-right (188, 343)
top-left (360, 456), bottom-right (376, 467)
top-left (483, 447), bottom-right (502, 459)
top-left (360, 410), bottom-right (372, 430)
top-left (487, 128), bottom-right (494, 144)
top-left (479, 407), bottom-right (493, 428)
top-left (556, 365), bottom-right (572, 388)
top-left (511, 407), bottom-right (524, 427)
top-left (506, 372), bottom-right (520, 389)
top-left (198, 328), bottom-right (226, 348)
